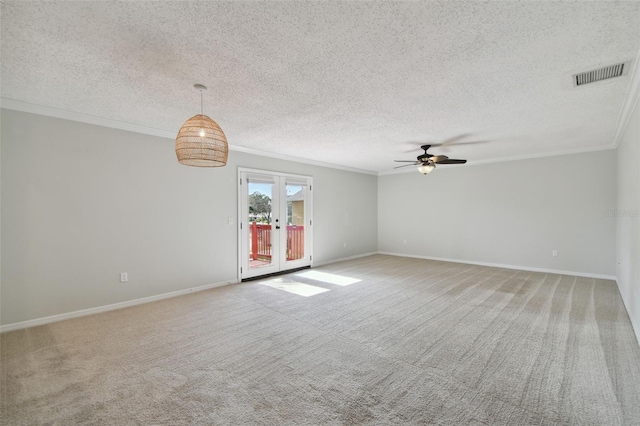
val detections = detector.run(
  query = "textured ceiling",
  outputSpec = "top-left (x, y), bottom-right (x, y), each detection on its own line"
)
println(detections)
top-left (2, 1), bottom-right (639, 173)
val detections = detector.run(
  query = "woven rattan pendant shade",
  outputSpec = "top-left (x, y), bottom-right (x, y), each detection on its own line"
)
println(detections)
top-left (176, 84), bottom-right (228, 167)
top-left (175, 114), bottom-right (228, 167)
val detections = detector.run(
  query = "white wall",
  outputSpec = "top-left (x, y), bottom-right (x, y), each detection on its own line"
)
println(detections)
top-left (616, 97), bottom-right (640, 343)
top-left (0, 110), bottom-right (378, 326)
top-left (378, 150), bottom-right (617, 277)
top-left (1, 107), bottom-right (634, 335)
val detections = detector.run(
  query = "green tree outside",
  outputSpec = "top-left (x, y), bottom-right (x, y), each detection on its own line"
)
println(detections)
top-left (249, 192), bottom-right (272, 223)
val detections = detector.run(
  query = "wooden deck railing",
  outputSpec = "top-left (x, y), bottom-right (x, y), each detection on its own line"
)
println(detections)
top-left (250, 222), bottom-right (272, 260)
top-left (250, 222), bottom-right (304, 261)
top-left (286, 225), bottom-right (304, 261)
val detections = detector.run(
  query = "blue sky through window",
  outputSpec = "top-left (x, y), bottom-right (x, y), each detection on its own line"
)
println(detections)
top-left (248, 183), bottom-right (302, 198)
top-left (248, 183), bottom-right (272, 198)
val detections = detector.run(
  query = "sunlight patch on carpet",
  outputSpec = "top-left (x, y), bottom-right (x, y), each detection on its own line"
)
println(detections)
top-left (259, 278), bottom-right (330, 297)
top-left (296, 270), bottom-right (361, 286)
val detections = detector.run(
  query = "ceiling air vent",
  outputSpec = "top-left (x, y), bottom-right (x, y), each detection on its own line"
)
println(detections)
top-left (573, 61), bottom-right (630, 86)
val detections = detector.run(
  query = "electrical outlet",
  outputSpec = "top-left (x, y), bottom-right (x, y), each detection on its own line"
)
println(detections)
top-left (228, 217), bottom-right (233, 225)
top-left (552, 250), bottom-right (558, 257)
top-left (120, 272), bottom-right (128, 282)
top-left (343, 242), bottom-right (347, 248)
top-left (403, 240), bottom-right (407, 245)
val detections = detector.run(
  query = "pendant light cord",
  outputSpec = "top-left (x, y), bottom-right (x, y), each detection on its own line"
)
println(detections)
top-left (200, 89), bottom-right (204, 115)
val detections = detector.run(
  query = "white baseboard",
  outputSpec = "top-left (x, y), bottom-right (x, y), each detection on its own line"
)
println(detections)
top-left (377, 251), bottom-right (617, 281)
top-left (0, 252), bottom-right (619, 334)
top-left (0, 279), bottom-right (238, 333)
top-left (629, 310), bottom-right (640, 347)
top-left (313, 252), bottom-right (379, 267)
top-left (615, 280), bottom-right (640, 346)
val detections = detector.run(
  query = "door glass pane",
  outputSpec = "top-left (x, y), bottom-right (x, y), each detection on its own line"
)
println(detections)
top-left (248, 177), bottom-right (275, 270)
top-left (286, 183), bottom-right (305, 262)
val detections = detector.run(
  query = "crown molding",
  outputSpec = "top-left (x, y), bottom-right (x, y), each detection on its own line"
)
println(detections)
top-left (230, 145), bottom-right (377, 175)
top-left (0, 94), bottom-right (626, 177)
top-left (0, 98), bottom-right (178, 139)
top-left (0, 98), bottom-right (377, 176)
top-left (612, 45), bottom-right (640, 148)
top-left (377, 144), bottom-right (616, 176)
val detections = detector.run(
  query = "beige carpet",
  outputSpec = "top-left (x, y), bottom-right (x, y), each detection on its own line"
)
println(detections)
top-left (2, 255), bottom-right (640, 425)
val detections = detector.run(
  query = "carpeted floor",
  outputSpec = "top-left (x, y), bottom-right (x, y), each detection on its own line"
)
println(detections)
top-left (2, 255), bottom-right (640, 425)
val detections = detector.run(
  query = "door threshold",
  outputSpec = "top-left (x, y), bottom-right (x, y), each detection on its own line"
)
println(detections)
top-left (241, 266), bottom-right (311, 282)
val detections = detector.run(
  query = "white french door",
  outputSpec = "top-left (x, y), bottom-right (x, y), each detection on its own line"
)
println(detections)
top-left (238, 169), bottom-right (313, 280)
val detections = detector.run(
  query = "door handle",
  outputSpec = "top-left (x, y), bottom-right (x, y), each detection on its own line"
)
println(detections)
top-left (275, 225), bottom-right (281, 229)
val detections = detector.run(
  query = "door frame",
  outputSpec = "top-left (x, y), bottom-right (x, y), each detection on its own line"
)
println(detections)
top-left (237, 167), bottom-right (314, 281)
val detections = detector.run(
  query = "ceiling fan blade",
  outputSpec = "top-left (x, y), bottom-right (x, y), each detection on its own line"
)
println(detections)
top-left (394, 160), bottom-right (419, 163)
top-left (430, 155), bottom-right (449, 163)
top-left (402, 137), bottom-right (489, 152)
top-left (402, 141), bottom-right (431, 153)
top-left (454, 140), bottom-right (490, 146)
top-left (430, 133), bottom-right (471, 147)
top-left (432, 139), bottom-right (490, 148)
top-left (393, 163), bottom-right (419, 169)
top-left (437, 159), bottom-right (467, 164)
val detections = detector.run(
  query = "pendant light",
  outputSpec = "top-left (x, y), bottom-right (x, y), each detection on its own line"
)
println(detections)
top-left (175, 84), bottom-right (228, 167)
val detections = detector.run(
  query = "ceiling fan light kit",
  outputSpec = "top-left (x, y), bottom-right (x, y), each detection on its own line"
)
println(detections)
top-left (175, 84), bottom-right (228, 167)
top-left (418, 162), bottom-right (436, 174)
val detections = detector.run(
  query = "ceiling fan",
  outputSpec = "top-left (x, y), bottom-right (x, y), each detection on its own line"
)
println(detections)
top-left (394, 144), bottom-right (467, 174)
